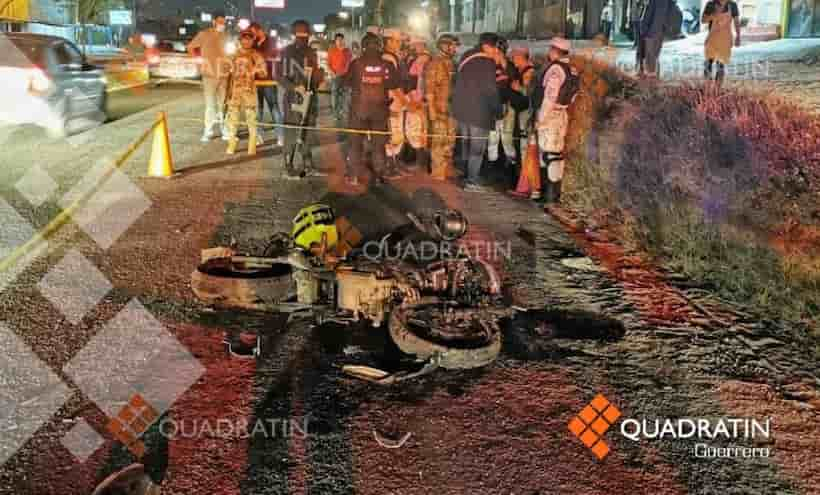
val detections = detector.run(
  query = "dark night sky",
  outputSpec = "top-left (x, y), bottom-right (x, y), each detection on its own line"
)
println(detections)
top-left (140, 0), bottom-right (344, 24)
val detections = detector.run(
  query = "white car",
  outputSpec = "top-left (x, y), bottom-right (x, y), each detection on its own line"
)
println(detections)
top-left (147, 40), bottom-right (201, 80)
top-left (0, 33), bottom-right (107, 138)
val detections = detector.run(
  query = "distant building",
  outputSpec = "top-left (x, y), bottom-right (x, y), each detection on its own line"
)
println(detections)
top-left (0, 0), bottom-right (75, 38)
top-left (444, 0), bottom-right (818, 39)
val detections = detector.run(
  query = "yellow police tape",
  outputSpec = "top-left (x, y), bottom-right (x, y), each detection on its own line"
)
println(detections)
top-left (178, 117), bottom-right (517, 140)
top-left (0, 117), bottom-right (162, 276)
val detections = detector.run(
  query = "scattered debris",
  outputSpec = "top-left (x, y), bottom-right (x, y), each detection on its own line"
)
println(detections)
top-left (373, 430), bottom-right (412, 449)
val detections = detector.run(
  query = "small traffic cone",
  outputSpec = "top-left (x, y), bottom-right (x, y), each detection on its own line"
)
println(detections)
top-left (147, 112), bottom-right (175, 178)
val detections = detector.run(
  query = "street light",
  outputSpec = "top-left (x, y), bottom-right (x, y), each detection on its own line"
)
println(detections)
top-left (338, 11), bottom-right (350, 19)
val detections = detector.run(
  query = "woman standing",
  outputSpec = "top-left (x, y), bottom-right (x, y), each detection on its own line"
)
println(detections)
top-left (702, 0), bottom-right (741, 83)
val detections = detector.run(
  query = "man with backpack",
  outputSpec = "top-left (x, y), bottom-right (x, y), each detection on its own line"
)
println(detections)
top-left (534, 37), bottom-right (579, 206)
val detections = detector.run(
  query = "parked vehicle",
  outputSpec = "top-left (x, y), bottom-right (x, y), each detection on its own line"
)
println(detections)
top-left (0, 33), bottom-right (108, 137)
top-left (147, 40), bottom-right (201, 80)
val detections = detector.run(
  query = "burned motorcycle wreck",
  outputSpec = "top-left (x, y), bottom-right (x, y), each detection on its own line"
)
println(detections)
top-left (192, 195), bottom-right (510, 375)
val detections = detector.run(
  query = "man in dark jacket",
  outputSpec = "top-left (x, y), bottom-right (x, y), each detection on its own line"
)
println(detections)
top-left (452, 32), bottom-right (503, 192)
top-left (640, 0), bottom-right (672, 78)
top-left (343, 32), bottom-right (400, 186)
top-left (278, 20), bottom-right (324, 178)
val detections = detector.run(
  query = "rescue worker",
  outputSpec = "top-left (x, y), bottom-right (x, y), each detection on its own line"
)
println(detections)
top-left (278, 20), bottom-right (324, 178)
top-left (225, 31), bottom-right (267, 155)
top-left (343, 32), bottom-right (400, 186)
top-left (424, 34), bottom-right (460, 181)
top-left (381, 28), bottom-right (410, 176)
top-left (405, 37), bottom-right (432, 171)
top-left (536, 37), bottom-right (576, 205)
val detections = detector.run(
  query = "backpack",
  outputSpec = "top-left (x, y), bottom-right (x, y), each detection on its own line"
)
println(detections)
top-left (665, 1), bottom-right (684, 39)
top-left (530, 61), bottom-right (581, 112)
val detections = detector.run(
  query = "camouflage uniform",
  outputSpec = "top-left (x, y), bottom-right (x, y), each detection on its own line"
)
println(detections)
top-left (226, 48), bottom-right (266, 149)
top-left (424, 53), bottom-right (456, 180)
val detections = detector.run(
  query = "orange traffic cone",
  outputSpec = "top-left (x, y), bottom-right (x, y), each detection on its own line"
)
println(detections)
top-left (147, 112), bottom-right (175, 178)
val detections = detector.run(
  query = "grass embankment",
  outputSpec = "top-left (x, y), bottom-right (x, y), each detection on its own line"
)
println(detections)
top-left (564, 55), bottom-right (820, 347)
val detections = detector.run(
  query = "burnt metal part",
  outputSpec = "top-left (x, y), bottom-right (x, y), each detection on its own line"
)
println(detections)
top-left (91, 464), bottom-right (160, 495)
top-left (191, 259), bottom-right (296, 309)
top-left (389, 303), bottom-right (505, 370)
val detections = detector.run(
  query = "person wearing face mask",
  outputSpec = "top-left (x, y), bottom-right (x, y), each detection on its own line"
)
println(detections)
top-left (188, 12), bottom-right (230, 142)
top-left (278, 20), bottom-right (324, 178)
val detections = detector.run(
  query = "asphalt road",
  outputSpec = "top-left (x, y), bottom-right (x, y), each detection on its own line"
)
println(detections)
top-left (0, 81), bottom-right (200, 154)
top-left (106, 81), bottom-right (200, 121)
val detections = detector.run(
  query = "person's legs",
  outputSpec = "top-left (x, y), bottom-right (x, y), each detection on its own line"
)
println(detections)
top-left (202, 77), bottom-right (219, 138)
top-left (215, 77), bottom-right (228, 137)
top-left (225, 103), bottom-right (239, 154)
top-left (273, 86), bottom-right (285, 145)
top-left (487, 119), bottom-right (502, 162)
top-left (501, 108), bottom-right (517, 163)
top-left (704, 58), bottom-right (714, 79)
top-left (466, 125), bottom-right (489, 185)
top-left (715, 61), bottom-right (726, 82)
top-left (371, 115), bottom-right (390, 179)
top-left (347, 114), bottom-right (366, 178)
top-left (644, 36), bottom-right (663, 78)
top-left (245, 101), bottom-right (259, 155)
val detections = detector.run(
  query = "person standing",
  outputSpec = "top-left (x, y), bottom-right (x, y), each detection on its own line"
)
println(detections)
top-left (188, 12), bottom-right (229, 142)
top-left (225, 31), bottom-right (267, 156)
top-left (536, 37), bottom-right (577, 206)
top-left (601, 1), bottom-right (614, 41)
top-left (343, 32), bottom-right (400, 186)
top-left (405, 37), bottom-right (433, 172)
top-left (488, 38), bottom-right (521, 173)
top-left (278, 20), bottom-right (324, 178)
top-left (424, 34), bottom-right (460, 181)
top-left (328, 33), bottom-right (353, 125)
top-left (702, 0), bottom-right (741, 83)
top-left (250, 22), bottom-right (283, 148)
top-left (639, 0), bottom-right (672, 78)
top-left (452, 32), bottom-right (503, 193)
top-left (381, 28), bottom-right (411, 176)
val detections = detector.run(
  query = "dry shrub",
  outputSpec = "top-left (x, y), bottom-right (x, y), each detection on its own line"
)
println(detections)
top-left (561, 68), bottom-right (820, 328)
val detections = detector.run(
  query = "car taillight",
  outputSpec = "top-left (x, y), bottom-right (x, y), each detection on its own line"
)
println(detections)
top-left (28, 68), bottom-right (52, 95)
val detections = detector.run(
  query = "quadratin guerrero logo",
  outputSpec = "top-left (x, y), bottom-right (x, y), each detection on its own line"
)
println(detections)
top-left (568, 394), bottom-right (622, 460)
top-left (569, 393), bottom-right (773, 460)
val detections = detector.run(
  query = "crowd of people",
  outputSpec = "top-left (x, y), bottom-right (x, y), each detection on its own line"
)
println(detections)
top-left (335, 28), bottom-right (580, 208)
top-left (187, 0), bottom-right (741, 210)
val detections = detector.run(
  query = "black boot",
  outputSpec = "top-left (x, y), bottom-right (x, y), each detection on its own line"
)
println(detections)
top-left (415, 149), bottom-right (429, 173)
top-left (534, 166), bottom-right (549, 203)
top-left (553, 180), bottom-right (562, 204)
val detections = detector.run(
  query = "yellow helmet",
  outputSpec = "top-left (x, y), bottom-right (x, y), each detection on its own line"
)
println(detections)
top-left (292, 204), bottom-right (339, 251)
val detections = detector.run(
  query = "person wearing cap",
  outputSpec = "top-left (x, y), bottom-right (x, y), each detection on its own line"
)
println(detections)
top-left (225, 30), bottom-right (267, 156)
top-left (536, 37), bottom-right (574, 205)
top-left (382, 28), bottom-right (411, 176)
top-left (404, 37), bottom-right (432, 172)
top-left (452, 32), bottom-right (503, 193)
top-left (425, 34), bottom-right (460, 181)
top-left (278, 20), bottom-right (324, 177)
top-left (188, 11), bottom-right (229, 142)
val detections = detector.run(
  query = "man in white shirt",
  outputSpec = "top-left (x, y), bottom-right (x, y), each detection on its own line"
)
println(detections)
top-left (188, 12), bottom-right (229, 142)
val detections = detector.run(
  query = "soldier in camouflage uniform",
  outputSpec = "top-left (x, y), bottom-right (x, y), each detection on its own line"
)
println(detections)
top-left (226, 31), bottom-right (267, 155)
top-left (424, 34), bottom-right (460, 181)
